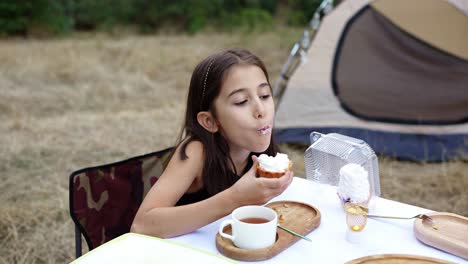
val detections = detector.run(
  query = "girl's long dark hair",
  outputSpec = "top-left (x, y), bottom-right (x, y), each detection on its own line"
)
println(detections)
top-left (177, 48), bottom-right (279, 195)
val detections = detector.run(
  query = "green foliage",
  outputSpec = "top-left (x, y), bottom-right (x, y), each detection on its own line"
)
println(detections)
top-left (30, 0), bottom-right (73, 35)
top-left (288, 0), bottom-right (322, 26)
top-left (288, 10), bottom-right (308, 26)
top-left (0, 0), bottom-right (73, 36)
top-left (259, 0), bottom-right (278, 14)
top-left (222, 8), bottom-right (273, 32)
top-left (185, 0), bottom-right (223, 34)
top-left (0, 2), bottom-right (33, 35)
top-left (0, 0), bottom-right (321, 37)
top-left (73, 0), bottom-right (136, 30)
top-left (132, 0), bottom-right (187, 32)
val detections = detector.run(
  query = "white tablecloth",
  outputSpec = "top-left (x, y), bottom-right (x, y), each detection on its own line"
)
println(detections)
top-left (72, 233), bottom-right (236, 263)
top-left (72, 177), bottom-right (466, 264)
top-left (169, 177), bottom-right (465, 263)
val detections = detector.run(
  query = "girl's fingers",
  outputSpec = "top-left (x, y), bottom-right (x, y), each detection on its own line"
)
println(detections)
top-left (259, 171), bottom-right (293, 189)
top-left (245, 161), bottom-right (258, 179)
top-left (278, 171), bottom-right (293, 190)
top-left (251, 155), bottom-right (258, 162)
top-left (245, 156), bottom-right (259, 178)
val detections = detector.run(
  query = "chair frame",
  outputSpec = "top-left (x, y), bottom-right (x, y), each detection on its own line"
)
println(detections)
top-left (69, 147), bottom-right (173, 258)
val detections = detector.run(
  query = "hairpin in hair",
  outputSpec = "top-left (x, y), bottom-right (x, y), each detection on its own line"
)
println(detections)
top-left (202, 59), bottom-right (214, 100)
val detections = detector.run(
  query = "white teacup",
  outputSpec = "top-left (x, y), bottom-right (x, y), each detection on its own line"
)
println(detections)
top-left (218, 205), bottom-right (277, 249)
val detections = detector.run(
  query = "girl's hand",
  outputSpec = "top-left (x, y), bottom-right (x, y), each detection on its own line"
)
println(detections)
top-left (229, 156), bottom-right (294, 206)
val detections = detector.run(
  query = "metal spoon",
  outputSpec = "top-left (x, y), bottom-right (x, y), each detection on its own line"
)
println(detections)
top-left (345, 205), bottom-right (437, 230)
top-left (277, 225), bottom-right (312, 242)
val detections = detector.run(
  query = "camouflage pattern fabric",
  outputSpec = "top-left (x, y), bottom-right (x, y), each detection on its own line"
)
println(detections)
top-left (70, 147), bottom-right (173, 250)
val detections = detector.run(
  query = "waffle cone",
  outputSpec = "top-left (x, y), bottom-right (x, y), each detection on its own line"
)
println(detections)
top-left (256, 160), bottom-right (292, 178)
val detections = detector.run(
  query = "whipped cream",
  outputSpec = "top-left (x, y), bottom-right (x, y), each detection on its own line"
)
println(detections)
top-left (337, 163), bottom-right (370, 203)
top-left (257, 153), bottom-right (289, 172)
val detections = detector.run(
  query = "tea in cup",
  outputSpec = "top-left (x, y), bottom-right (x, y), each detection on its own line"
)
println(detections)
top-left (218, 205), bottom-right (277, 249)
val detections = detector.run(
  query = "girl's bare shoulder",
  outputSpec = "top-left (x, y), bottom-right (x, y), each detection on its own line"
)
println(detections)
top-left (167, 139), bottom-right (205, 176)
top-left (182, 139), bottom-right (204, 157)
top-left (141, 139), bottom-right (205, 207)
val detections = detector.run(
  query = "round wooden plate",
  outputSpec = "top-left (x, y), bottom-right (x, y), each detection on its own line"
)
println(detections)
top-left (346, 254), bottom-right (454, 264)
top-left (215, 201), bottom-right (321, 262)
top-left (414, 212), bottom-right (468, 260)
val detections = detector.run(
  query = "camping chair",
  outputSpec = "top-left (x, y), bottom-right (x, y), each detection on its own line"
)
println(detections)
top-left (69, 147), bottom-right (174, 258)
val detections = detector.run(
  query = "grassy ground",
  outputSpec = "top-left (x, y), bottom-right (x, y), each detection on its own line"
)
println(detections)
top-left (0, 30), bottom-right (466, 263)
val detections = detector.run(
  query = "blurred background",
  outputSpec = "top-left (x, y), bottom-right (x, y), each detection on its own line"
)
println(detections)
top-left (0, 0), bottom-right (317, 36)
top-left (0, 1), bottom-right (466, 263)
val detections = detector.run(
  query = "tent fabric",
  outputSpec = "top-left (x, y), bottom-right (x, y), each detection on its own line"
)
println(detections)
top-left (371, 0), bottom-right (468, 61)
top-left (274, 0), bottom-right (468, 161)
top-left (334, 5), bottom-right (468, 124)
top-left (448, 0), bottom-right (468, 16)
top-left (277, 127), bottom-right (467, 161)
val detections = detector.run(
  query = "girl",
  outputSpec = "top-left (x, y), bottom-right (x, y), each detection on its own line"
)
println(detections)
top-left (131, 48), bottom-right (294, 238)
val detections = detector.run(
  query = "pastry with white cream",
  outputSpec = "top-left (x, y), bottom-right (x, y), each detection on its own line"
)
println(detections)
top-left (256, 153), bottom-right (292, 178)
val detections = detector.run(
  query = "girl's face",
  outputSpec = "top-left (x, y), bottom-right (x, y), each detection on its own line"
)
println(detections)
top-left (213, 64), bottom-right (275, 155)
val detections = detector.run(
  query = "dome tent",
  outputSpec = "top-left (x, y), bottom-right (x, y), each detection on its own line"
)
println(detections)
top-left (274, 0), bottom-right (468, 161)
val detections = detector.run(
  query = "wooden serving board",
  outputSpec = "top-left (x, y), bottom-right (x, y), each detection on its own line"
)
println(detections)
top-left (345, 254), bottom-right (454, 264)
top-left (413, 212), bottom-right (468, 260)
top-left (215, 201), bottom-right (321, 262)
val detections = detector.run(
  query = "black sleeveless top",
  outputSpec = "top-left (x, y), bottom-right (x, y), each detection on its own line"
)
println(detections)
top-left (175, 158), bottom-right (253, 206)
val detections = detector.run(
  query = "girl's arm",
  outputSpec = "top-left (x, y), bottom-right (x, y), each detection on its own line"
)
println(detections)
top-left (131, 142), bottom-right (293, 238)
top-left (131, 140), bottom-right (240, 238)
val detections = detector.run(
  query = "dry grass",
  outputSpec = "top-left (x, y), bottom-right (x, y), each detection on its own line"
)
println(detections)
top-left (0, 30), bottom-right (466, 263)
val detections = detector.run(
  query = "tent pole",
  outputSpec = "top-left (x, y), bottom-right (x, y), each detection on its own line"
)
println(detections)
top-left (273, 0), bottom-right (337, 108)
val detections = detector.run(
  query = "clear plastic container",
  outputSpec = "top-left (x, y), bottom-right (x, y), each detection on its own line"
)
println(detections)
top-left (304, 132), bottom-right (381, 203)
